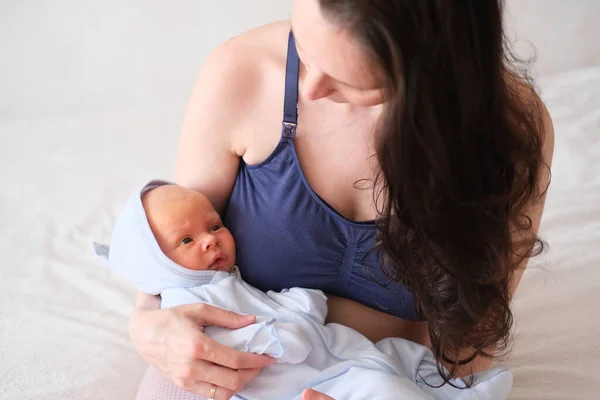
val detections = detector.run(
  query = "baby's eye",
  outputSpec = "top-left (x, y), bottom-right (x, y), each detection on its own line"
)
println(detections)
top-left (179, 237), bottom-right (193, 246)
top-left (210, 224), bottom-right (221, 232)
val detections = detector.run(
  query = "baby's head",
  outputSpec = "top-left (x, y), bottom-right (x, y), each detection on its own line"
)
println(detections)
top-left (141, 184), bottom-right (236, 273)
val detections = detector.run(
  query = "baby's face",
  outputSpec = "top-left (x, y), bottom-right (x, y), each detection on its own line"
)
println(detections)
top-left (143, 185), bottom-right (236, 272)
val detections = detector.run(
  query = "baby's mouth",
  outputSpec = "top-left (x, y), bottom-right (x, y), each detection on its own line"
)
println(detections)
top-left (209, 253), bottom-right (227, 270)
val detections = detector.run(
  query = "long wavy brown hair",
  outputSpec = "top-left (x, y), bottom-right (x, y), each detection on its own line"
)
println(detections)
top-left (318, 0), bottom-right (548, 385)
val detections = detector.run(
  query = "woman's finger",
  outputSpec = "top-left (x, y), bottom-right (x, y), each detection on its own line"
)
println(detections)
top-left (183, 379), bottom-right (235, 400)
top-left (302, 389), bottom-right (335, 400)
top-left (170, 359), bottom-right (262, 396)
top-left (197, 335), bottom-right (275, 370)
top-left (182, 303), bottom-right (256, 330)
top-left (188, 369), bottom-right (262, 399)
top-left (191, 360), bottom-right (263, 391)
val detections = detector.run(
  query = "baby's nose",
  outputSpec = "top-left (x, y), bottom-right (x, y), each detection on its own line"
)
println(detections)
top-left (201, 233), bottom-right (218, 251)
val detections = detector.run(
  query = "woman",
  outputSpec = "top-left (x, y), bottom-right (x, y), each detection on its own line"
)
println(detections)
top-left (130, 0), bottom-right (554, 399)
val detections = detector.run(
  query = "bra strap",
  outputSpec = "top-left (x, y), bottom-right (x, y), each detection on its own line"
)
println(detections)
top-left (282, 31), bottom-right (299, 139)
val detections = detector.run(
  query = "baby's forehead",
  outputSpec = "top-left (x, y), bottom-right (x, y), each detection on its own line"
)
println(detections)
top-left (144, 185), bottom-right (216, 216)
top-left (145, 185), bottom-right (197, 203)
top-left (147, 184), bottom-right (190, 200)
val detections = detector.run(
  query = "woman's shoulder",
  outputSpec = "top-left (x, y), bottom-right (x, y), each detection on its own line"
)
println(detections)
top-left (504, 71), bottom-right (554, 294)
top-left (505, 70), bottom-right (554, 152)
top-left (175, 21), bottom-right (291, 206)
top-left (196, 21), bottom-right (290, 115)
top-left (518, 75), bottom-right (555, 179)
top-left (190, 21), bottom-right (291, 154)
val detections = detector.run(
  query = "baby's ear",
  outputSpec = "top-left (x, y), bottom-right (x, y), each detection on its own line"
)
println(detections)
top-left (92, 242), bottom-right (110, 262)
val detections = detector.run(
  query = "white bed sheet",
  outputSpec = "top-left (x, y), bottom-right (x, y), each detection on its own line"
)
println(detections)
top-left (1, 65), bottom-right (599, 399)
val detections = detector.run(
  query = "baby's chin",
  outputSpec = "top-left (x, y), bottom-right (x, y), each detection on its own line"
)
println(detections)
top-left (219, 264), bottom-right (235, 273)
top-left (180, 258), bottom-right (235, 273)
top-left (182, 263), bottom-right (234, 273)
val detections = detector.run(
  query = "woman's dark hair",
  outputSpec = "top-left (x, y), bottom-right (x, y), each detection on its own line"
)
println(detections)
top-left (318, 0), bottom-right (548, 384)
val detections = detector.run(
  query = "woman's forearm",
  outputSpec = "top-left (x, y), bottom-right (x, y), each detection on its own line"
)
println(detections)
top-left (128, 291), bottom-right (170, 366)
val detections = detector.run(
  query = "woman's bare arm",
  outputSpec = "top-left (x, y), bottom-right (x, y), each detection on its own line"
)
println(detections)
top-left (174, 38), bottom-right (260, 212)
top-left (129, 33), bottom-right (275, 397)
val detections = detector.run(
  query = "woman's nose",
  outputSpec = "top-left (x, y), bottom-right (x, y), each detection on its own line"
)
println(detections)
top-left (301, 69), bottom-right (334, 101)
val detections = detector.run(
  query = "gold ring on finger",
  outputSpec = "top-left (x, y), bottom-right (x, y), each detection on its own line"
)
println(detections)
top-left (208, 384), bottom-right (217, 399)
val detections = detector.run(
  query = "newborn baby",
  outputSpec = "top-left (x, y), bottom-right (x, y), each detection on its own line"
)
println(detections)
top-left (140, 181), bottom-right (236, 273)
top-left (92, 180), bottom-right (241, 298)
top-left (93, 179), bottom-right (513, 400)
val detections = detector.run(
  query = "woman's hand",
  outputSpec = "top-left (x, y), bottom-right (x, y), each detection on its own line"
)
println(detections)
top-left (129, 292), bottom-right (275, 399)
top-left (302, 389), bottom-right (335, 400)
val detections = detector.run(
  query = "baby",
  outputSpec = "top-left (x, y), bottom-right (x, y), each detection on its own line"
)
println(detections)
top-left (140, 181), bottom-right (236, 274)
top-left (93, 179), bottom-right (513, 400)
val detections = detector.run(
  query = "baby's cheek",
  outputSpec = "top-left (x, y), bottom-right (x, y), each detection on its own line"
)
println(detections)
top-left (176, 251), bottom-right (205, 271)
top-left (223, 235), bottom-right (237, 262)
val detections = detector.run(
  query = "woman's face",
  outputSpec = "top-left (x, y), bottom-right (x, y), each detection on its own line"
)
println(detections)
top-left (291, 0), bottom-right (385, 106)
